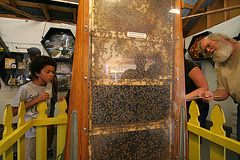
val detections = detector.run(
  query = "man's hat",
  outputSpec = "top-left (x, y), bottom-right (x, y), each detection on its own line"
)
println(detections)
top-left (27, 47), bottom-right (41, 56)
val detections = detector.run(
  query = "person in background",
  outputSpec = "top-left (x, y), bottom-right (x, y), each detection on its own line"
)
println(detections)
top-left (11, 56), bottom-right (57, 160)
top-left (27, 47), bottom-right (41, 61)
top-left (198, 33), bottom-right (240, 158)
top-left (27, 47), bottom-right (57, 158)
top-left (185, 56), bottom-right (209, 129)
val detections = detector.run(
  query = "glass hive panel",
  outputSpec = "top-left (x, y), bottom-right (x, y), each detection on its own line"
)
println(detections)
top-left (89, 0), bottom-right (177, 159)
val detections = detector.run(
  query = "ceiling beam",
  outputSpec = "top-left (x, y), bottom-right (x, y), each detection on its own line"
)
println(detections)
top-left (2, 0), bottom-right (74, 13)
top-left (184, 3), bottom-right (205, 12)
top-left (180, 0), bottom-right (184, 8)
top-left (0, 1), bottom-right (42, 20)
top-left (184, 0), bottom-right (221, 38)
top-left (8, 0), bottom-right (21, 17)
top-left (39, 3), bottom-right (51, 20)
top-left (183, 27), bottom-right (190, 31)
top-left (182, 4), bottom-right (240, 20)
top-left (0, 13), bottom-right (75, 25)
top-left (182, 0), bottom-right (206, 27)
top-left (8, 0), bottom-right (17, 8)
top-left (73, 8), bottom-right (77, 24)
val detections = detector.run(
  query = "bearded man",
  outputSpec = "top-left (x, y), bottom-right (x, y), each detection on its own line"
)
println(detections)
top-left (198, 33), bottom-right (240, 153)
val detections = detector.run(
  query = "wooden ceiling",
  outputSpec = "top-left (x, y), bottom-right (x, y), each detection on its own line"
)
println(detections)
top-left (0, 0), bottom-right (239, 37)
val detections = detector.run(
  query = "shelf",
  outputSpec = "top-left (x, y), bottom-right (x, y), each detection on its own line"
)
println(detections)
top-left (41, 27), bottom-right (75, 59)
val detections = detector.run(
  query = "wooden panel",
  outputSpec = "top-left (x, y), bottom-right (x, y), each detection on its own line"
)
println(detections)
top-left (64, 0), bottom-right (89, 159)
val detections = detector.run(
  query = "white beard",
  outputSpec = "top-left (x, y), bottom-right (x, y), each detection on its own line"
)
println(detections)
top-left (212, 41), bottom-right (233, 63)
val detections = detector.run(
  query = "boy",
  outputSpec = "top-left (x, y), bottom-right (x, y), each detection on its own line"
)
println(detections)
top-left (26, 47), bottom-right (57, 158)
top-left (11, 56), bottom-right (57, 160)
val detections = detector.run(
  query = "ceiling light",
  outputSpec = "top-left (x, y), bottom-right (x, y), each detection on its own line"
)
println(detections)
top-left (169, 9), bottom-right (180, 14)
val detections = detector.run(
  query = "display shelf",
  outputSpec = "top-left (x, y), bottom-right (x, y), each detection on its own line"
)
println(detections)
top-left (187, 31), bottom-right (211, 61)
top-left (41, 27), bottom-right (75, 59)
top-left (0, 52), bottom-right (30, 86)
top-left (56, 74), bottom-right (71, 90)
top-left (41, 28), bottom-right (74, 91)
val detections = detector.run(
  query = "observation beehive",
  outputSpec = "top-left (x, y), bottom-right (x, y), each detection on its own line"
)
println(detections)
top-left (65, 0), bottom-right (186, 159)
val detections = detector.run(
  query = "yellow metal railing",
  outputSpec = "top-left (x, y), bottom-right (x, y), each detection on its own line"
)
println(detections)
top-left (188, 100), bottom-right (240, 160)
top-left (0, 100), bottom-right (68, 160)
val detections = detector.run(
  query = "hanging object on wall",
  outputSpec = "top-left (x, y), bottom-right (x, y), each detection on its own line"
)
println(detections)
top-left (188, 31), bottom-right (212, 61)
top-left (41, 27), bottom-right (75, 90)
top-left (41, 27), bottom-right (75, 59)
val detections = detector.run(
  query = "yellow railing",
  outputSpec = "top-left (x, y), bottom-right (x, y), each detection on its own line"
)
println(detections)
top-left (188, 100), bottom-right (240, 160)
top-left (0, 100), bottom-right (68, 160)
top-left (2, 99), bottom-right (240, 160)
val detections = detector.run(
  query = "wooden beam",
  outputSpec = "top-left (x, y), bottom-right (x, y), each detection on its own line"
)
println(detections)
top-left (224, 0), bottom-right (230, 20)
top-left (73, 8), bottom-right (77, 24)
top-left (8, 0), bottom-right (21, 17)
top-left (64, 0), bottom-right (89, 158)
top-left (183, 0), bottom-right (206, 27)
top-left (0, 13), bottom-right (75, 25)
top-left (182, 4), bottom-right (240, 20)
top-left (183, 3), bottom-right (205, 12)
top-left (184, 0), bottom-right (221, 37)
top-left (2, 0), bottom-right (74, 13)
top-left (183, 27), bottom-right (190, 31)
top-left (8, 0), bottom-right (17, 8)
top-left (181, 0), bottom-right (184, 8)
top-left (0, 1), bottom-right (42, 20)
top-left (0, 13), bottom-right (17, 18)
top-left (39, 3), bottom-right (50, 20)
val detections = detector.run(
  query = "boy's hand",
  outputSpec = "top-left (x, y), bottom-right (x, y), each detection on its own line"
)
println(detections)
top-left (38, 92), bottom-right (50, 102)
top-left (58, 96), bottom-right (65, 102)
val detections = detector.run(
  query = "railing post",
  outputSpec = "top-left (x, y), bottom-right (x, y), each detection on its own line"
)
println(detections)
top-left (56, 99), bottom-right (68, 158)
top-left (188, 100), bottom-right (200, 160)
top-left (17, 101), bottom-right (26, 160)
top-left (36, 101), bottom-right (48, 160)
top-left (210, 104), bottom-right (226, 160)
top-left (2, 104), bottom-right (14, 160)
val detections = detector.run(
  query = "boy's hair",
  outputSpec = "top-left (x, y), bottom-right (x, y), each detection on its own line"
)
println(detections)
top-left (30, 56), bottom-right (57, 79)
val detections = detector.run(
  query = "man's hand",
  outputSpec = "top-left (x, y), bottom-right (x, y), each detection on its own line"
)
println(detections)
top-left (199, 91), bottom-right (214, 103)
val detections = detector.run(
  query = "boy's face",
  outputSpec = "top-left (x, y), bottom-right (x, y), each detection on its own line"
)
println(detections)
top-left (35, 65), bottom-right (56, 83)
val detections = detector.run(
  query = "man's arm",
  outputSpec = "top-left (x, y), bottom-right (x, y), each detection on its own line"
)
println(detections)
top-left (199, 89), bottom-right (229, 103)
top-left (212, 89), bottom-right (229, 101)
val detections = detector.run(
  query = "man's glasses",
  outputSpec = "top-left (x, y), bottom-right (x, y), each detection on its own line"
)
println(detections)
top-left (203, 40), bottom-right (215, 54)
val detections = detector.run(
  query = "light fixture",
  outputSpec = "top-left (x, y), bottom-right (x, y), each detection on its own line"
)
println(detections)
top-left (169, 9), bottom-right (180, 14)
top-left (50, 0), bottom-right (79, 5)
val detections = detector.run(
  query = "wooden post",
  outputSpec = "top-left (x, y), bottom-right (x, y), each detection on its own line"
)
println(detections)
top-left (64, 0), bottom-right (89, 159)
top-left (174, 0), bottom-right (187, 159)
